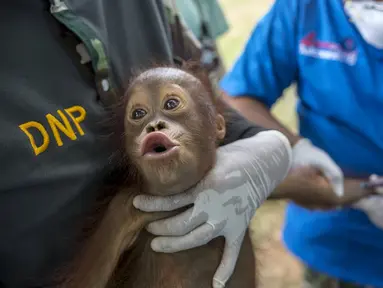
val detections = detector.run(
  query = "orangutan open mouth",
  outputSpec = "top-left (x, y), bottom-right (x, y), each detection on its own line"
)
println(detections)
top-left (152, 144), bottom-right (167, 153)
top-left (141, 132), bottom-right (180, 159)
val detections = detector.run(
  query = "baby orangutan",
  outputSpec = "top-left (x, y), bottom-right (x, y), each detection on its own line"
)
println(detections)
top-left (123, 67), bottom-right (226, 197)
top-left (57, 65), bottom-right (376, 288)
top-left (59, 66), bottom-right (256, 288)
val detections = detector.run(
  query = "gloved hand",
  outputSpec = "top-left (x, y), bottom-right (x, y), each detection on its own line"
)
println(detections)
top-left (292, 138), bottom-right (344, 197)
top-left (133, 130), bottom-right (292, 288)
top-left (353, 175), bottom-right (383, 230)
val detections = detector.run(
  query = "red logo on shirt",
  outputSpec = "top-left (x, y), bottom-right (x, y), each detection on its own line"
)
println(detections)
top-left (299, 32), bottom-right (357, 65)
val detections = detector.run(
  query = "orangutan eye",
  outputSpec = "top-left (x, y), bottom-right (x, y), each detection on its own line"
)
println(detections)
top-left (131, 108), bottom-right (147, 120)
top-left (164, 98), bottom-right (180, 110)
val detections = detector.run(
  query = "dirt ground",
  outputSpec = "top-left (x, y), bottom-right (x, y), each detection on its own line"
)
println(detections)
top-left (217, 1), bottom-right (304, 287)
top-left (251, 202), bottom-right (303, 288)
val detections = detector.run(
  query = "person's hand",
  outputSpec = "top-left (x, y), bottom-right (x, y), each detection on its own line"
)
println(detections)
top-left (133, 130), bottom-right (292, 288)
top-left (292, 138), bottom-right (344, 197)
top-left (353, 175), bottom-right (383, 229)
top-left (271, 168), bottom-right (375, 210)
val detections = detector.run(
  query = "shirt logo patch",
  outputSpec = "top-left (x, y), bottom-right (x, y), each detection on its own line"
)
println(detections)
top-left (299, 32), bottom-right (357, 66)
top-left (19, 105), bottom-right (87, 156)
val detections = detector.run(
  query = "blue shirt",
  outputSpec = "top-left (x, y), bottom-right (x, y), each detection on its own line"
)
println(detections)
top-left (220, 0), bottom-right (383, 286)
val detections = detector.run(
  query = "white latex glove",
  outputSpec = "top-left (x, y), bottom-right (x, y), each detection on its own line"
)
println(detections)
top-left (133, 130), bottom-right (292, 288)
top-left (292, 138), bottom-right (344, 197)
top-left (353, 175), bottom-right (383, 230)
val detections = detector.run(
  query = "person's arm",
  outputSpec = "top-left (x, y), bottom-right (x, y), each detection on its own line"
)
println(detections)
top-left (269, 167), bottom-right (373, 210)
top-left (219, 0), bottom-right (344, 196)
top-left (218, 0), bottom-right (299, 142)
top-left (222, 93), bottom-right (301, 145)
top-left (223, 95), bottom-right (346, 198)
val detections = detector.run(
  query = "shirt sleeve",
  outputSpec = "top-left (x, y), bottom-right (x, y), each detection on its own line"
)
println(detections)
top-left (221, 103), bottom-right (268, 146)
top-left (219, 0), bottom-right (299, 108)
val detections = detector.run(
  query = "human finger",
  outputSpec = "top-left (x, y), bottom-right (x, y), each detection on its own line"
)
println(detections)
top-left (133, 192), bottom-right (196, 212)
top-left (329, 177), bottom-right (344, 198)
top-left (370, 174), bottom-right (383, 195)
top-left (353, 195), bottom-right (381, 210)
top-left (312, 158), bottom-right (344, 197)
top-left (146, 208), bottom-right (207, 236)
top-left (212, 234), bottom-right (244, 288)
top-left (150, 222), bottom-right (217, 253)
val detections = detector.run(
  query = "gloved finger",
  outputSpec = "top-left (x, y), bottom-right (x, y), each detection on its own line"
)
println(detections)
top-left (212, 234), bottom-right (244, 288)
top-left (311, 158), bottom-right (344, 197)
top-left (370, 174), bottom-right (379, 181)
top-left (133, 192), bottom-right (197, 212)
top-left (370, 174), bottom-right (383, 195)
top-left (329, 176), bottom-right (344, 198)
top-left (353, 195), bottom-right (382, 210)
top-left (376, 186), bottom-right (383, 195)
top-left (150, 222), bottom-right (217, 253)
top-left (352, 198), bottom-right (370, 210)
top-left (352, 195), bottom-right (383, 229)
top-left (146, 208), bottom-right (207, 236)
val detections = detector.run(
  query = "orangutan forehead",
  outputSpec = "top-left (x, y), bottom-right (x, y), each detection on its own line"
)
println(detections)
top-left (132, 67), bottom-right (200, 88)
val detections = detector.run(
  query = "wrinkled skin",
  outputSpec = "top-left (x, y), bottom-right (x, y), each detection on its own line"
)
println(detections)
top-left (124, 67), bottom-right (225, 196)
